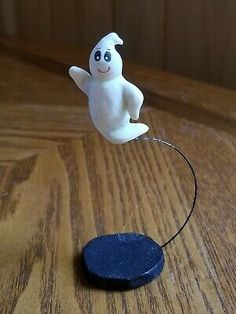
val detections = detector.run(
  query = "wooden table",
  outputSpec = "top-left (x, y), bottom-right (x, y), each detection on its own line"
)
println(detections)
top-left (0, 37), bottom-right (235, 314)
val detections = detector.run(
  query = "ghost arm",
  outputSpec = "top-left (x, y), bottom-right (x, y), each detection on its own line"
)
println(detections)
top-left (69, 66), bottom-right (91, 95)
top-left (123, 82), bottom-right (144, 120)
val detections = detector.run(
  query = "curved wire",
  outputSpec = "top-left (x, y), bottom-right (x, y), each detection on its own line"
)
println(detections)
top-left (135, 137), bottom-right (198, 248)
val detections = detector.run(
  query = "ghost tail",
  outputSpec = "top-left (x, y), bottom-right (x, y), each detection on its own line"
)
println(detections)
top-left (100, 123), bottom-right (149, 144)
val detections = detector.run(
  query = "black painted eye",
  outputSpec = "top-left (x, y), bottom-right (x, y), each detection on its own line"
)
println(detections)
top-left (104, 51), bottom-right (112, 62)
top-left (94, 50), bottom-right (101, 61)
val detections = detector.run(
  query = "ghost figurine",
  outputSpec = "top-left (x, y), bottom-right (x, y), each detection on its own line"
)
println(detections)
top-left (69, 32), bottom-right (149, 144)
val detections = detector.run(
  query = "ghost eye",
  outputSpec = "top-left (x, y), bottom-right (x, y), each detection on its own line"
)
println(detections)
top-left (104, 51), bottom-right (112, 62)
top-left (94, 51), bottom-right (101, 61)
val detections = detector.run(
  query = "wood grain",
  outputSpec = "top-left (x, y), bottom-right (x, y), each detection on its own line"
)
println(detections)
top-left (16, 0), bottom-right (52, 40)
top-left (0, 37), bottom-right (235, 313)
top-left (81, 0), bottom-right (114, 48)
top-left (12, 0), bottom-right (113, 47)
top-left (115, 0), bottom-right (165, 69)
top-left (165, 0), bottom-right (236, 89)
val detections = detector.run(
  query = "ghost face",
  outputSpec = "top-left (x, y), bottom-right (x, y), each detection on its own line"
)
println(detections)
top-left (89, 46), bottom-right (123, 80)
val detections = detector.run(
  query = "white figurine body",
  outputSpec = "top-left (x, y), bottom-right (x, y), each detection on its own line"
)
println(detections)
top-left (69, 32), bottom-right (149, 144)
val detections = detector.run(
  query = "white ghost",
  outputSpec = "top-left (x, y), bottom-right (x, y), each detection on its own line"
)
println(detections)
top-left (69, 32), bottom-right (149, 144)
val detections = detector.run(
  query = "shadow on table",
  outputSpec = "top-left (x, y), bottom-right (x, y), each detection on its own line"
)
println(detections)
top-left (73, 253), bottom-right (99, 291)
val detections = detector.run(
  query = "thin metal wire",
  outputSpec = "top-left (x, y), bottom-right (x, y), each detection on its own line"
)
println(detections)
top-left (135, 137), bottom-right (198, 248)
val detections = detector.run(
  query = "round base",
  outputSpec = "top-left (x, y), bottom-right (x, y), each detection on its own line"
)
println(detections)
top-left (82, 233), bottom-right (165, 290)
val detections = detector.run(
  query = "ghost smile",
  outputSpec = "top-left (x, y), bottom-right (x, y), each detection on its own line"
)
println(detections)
top-left (98, 67), bottom-right (110, 74)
